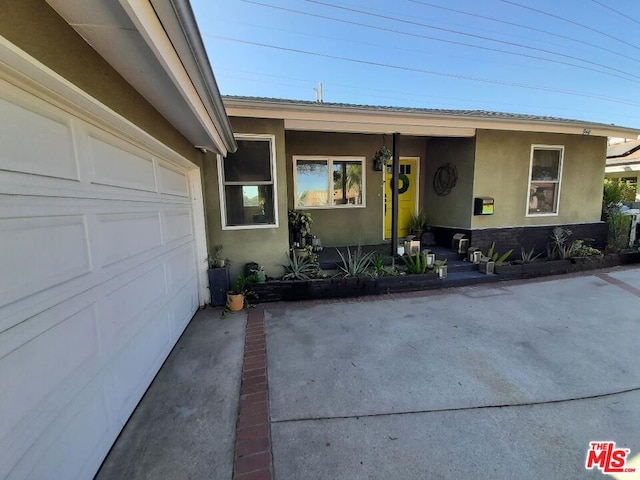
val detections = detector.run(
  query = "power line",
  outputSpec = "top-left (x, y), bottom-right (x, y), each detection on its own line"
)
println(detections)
top-left (498, 0), bottom-right (640, 51)
top-left (238, 0), bottom-right (640, 84)
top-left (591, 0), bottom-right (640, 26)
top-left (213, 67), bottom-right (640, 123)
top-left (208, 34), bottom-right (640, 110)
top-left (408, 0), bottom-right (640, 64)
top-left (205, 18), bottom-right (598, 78)
top-left (306, 0), bottom-right (640, 81)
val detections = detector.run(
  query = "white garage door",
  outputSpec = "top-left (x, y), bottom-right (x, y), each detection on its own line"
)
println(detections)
top-left (0, 76), bottom-right (202, 479)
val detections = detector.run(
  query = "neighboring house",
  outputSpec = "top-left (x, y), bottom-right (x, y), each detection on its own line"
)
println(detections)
top-left (605, 139), bottom-right (640, 201)
top-left (0, 0), bottom-right (234, 478)
top-left (211, 97), bottom-right (640, 278)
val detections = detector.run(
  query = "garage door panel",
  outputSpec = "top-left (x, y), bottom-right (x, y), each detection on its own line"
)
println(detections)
top-left (0, 214), bottom-right (92, 308)
top-left (0, 304), bottom-right (99, 447)
top-left (169, 277), bottom-right (199, 338)
top-left (158, 163), bottom-right (189, 197)
top-left (163, 208), bottom-right (193, 244)
top-left (27, 386), bottom-right (110, 480)
top-left (0, 84), bottom-right (79, 181)
top-left (166, 242), bottom-right (196, 293)
top-left (7, 375), bottom-right (110, 480)
top-left (100, 264), bottom-right (167, 351)
top-left (88, 133), bottom-right (156, 192)
top-left (0, 70), bottom-right (202, 480)
top-left (108, 311), bottom-right (172, 423)
top-left (96, 211), bottom-right (163, 268)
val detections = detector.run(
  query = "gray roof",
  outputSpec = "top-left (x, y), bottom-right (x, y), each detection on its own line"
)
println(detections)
top-left (607, 140), bottom-right (640, 158)
top-left (223, 95), bottom-right (631, 129)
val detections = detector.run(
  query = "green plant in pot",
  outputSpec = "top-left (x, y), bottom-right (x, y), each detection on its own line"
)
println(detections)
top-left (208, 244), bottom-right (228, 268)
top-left (227, 275), bottom-right (248, 312)
top-left (372, 145), bottom-right (392, 171)
top-left (288, 209), bottom-right (313, 246)
top-left (409, 210), bottom-right (431, 241)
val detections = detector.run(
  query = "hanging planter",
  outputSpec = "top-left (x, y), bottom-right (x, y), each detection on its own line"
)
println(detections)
top-left (372, 145), bottom-right (392, 171)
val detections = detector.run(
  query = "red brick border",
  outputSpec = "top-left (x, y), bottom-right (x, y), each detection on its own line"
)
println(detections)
top-left (233, 308), bottom-right (273, 480)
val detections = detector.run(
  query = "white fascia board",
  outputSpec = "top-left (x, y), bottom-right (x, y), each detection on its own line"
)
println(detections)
top-left (225, 100), bottom-right (640, 139)
top-left (606, 164), bottom-right (640, 173)
top-left (119, 0), bottom-right (227, 155)
top-left (284, 119), bottom-right (475, 137)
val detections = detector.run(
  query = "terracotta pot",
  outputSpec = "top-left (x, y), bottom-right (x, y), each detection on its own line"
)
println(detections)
top-left (227, 293), bottom-right (245, 311)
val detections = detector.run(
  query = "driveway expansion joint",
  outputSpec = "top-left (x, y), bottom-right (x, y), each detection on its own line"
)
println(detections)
top-left (271, 385), bottom-right (640, 424)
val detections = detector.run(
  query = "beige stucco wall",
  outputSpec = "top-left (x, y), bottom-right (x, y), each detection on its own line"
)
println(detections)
top-left (0, 0), bottom-right (200, 164)
top-left (203, 117), bottom-right (290, 279)
top-left (285, 131), bottom-right (427, 246)
top-left (472, 130), bottom-right (607, 229)
top-left (422, 137), bottom-right (476, 228)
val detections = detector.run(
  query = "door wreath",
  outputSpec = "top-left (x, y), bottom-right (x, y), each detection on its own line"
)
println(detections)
top-left (397, 173), bottom-right (410, 194)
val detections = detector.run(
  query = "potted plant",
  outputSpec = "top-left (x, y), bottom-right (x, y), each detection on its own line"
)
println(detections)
top-left (207, 245), bottom-right (230, 307)
top-left (409, 210), bottom-right (431, 242)
top-left (288, 209), bottom-right (313, 246)
top-left (208, 244), bottom-right (228, 268)
top-left (372, 145), bottom-right (392, 171)
top-left (227, 275), bottom-right (248, 312)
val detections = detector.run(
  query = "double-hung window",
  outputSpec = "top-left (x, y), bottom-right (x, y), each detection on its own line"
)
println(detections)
top-left (293, 156), bottom-right (365, 209)
top-left (527, 145), bottom-right (563, 216)
top-left (219, 134), bottom-right (277, 229)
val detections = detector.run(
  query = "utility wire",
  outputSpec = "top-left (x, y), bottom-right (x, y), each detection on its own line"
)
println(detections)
top-left (306, 0), bottom-right (640, 81)
top-left (208, 34), bottom-right (640, 110)
top-left (498, 0), bottom-right (640, 51)
top-left (591, 0), bottom-right (640, 26)
top-left (239, 0), bottom-right (640, 84)
top-left (215, 68), bottom-right (640, 123)
top-left (409, 0), bottom-right (640, 64)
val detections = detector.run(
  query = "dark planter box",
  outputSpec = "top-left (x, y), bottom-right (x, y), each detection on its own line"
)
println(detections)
top-left (248, 253), bottom-right (640, 304)
top-left (247, 273), bottom-right (446, 303)
top-left (495, 253), bottom-right (640, 281)
top-left (208, 266), bottom-right (230, 306)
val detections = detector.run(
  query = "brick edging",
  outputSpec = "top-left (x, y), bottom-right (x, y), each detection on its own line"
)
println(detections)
top-left (233, 308), bottom-right (273, 480)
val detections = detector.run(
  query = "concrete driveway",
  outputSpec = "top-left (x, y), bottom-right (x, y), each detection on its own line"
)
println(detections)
top-left (96, 268), bottom-right (640, 480)
top-left (265, 270), bottom-right (640, 479)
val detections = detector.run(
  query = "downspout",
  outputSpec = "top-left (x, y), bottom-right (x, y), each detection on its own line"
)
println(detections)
top-left (391, 133), bottom-right (400, 257)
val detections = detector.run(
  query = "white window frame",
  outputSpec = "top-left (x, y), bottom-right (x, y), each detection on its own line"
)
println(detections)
top-left (292, 155), bottom-right (367, 209)
top-left (217, 133), bottom-right (279, 230)
top-left (526, 144), bottom-right (564, 217)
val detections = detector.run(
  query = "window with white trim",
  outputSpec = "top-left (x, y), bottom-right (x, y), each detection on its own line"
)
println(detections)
top-left (219, 135), bottom-right (277, 228)
top-left (527, 145), bottom-right (563, 216)
top-left (293, 156), bottom-right (365, 208)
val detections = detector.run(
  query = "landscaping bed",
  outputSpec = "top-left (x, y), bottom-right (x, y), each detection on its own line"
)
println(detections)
top-left (494, 252), bottom-right (640, 280)
top-left (247, 252), bottom-right (640, 304)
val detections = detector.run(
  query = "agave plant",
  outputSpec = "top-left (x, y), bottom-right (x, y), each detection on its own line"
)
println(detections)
top-left (402, 252), bottom-right (430, 274)
top-left (520, 246), bottom-right (543, 263)
top-left (336, 246), bottom-right (374, 277)
top-left (487, 242), bottom-right (513, 265)
top-left (282, 251), bottom-right (318, 280)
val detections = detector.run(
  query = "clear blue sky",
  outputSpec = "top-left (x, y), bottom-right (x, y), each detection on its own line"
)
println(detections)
top-left (192, 0), bottom-right (640, 130)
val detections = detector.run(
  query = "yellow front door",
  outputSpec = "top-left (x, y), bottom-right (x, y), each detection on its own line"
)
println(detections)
top-left (385, 158), bottom-right (417, 239)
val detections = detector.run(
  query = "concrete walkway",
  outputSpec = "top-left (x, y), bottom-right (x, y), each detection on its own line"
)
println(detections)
top-left (95, 267), bottom-right (640, 480)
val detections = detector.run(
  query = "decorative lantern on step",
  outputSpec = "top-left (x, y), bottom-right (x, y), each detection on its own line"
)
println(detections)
top-left (452, 233), bottom-right (469, 254)
top-left (479, 256), bottom-right (495, 274)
